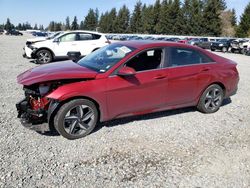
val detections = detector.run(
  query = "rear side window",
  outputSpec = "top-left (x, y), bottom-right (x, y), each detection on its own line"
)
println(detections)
top-left (168, 47), bottom-right (213, 67)
top-left (78, 33), bottom-right (93, 41)
top-left (92, 34), bottom-right (101, 39)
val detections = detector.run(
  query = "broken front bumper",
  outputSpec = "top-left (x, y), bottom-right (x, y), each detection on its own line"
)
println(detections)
top-left (16, 99), bottom-right (60, 133)
top-left (16, 99), bottom-right (50, 132)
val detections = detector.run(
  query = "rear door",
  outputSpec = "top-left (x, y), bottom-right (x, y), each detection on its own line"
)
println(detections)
top-left (75, 32), bottom-right (101, 56)
top-left (53, 33), bottom-right (78, 56)
top-left (163, 47), bottom-right (215, 106)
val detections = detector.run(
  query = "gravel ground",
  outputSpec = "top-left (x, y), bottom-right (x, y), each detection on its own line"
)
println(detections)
top-left (0, 34), bottom-right (250, 188)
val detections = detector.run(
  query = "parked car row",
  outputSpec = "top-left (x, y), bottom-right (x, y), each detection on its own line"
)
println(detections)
top-left (4, 29), bottom-right (23, 36)
top-left (107, 34), bottom-right (250, 56)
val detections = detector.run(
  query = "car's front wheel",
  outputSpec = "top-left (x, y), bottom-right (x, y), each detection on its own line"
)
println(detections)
top-left (54, 99), bottom-right (98, 140)
top-left (36, 49), bottom-right (52, 64)
top-left (197, 84), bottom-right (224, 113)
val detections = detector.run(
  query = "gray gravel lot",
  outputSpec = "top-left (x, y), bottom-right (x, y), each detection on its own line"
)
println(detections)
top-left (0, 34), bottom-right (250, 188)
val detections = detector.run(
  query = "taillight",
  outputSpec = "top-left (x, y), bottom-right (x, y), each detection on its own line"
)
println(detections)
top-left (105, 40), bottom-right (111, 44)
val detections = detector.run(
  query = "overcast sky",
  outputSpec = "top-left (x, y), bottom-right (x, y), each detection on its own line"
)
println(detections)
top-left (0, 0), bottom-right (248, 26)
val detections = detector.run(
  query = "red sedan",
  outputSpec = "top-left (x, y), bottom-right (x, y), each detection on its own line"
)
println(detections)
top-left (16, 41), bottom-right (239, 139)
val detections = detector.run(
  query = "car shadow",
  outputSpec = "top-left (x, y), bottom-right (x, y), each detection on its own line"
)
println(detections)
top-left (37, 98), bottom-right (232, 137)
top-left (94, 106), bottom-right (196, 133)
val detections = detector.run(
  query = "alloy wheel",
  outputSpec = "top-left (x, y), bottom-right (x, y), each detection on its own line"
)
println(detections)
top-left (63, 105), bottom-right (95, 136)
top-left (204, 88), bottom-right (223, 111)
top-left (37, 51), bottom-right (51, 63)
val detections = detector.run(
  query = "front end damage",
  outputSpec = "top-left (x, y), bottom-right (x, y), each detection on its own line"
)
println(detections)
top-left (16, 84), bottom-right (59, 132)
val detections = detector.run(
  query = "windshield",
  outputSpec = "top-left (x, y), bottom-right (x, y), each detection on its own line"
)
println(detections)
top-left (78, 44), bottom-right (136, 73)
top-left (218, 39), bottom-right (228, 42)
top-left (47, 32), bottom-right (63, 40)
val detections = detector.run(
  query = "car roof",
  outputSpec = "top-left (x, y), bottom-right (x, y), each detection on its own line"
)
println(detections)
top-left (63, 30), bottom-right (103, 35)
top-left (114, 40), bottom-right (199, 50)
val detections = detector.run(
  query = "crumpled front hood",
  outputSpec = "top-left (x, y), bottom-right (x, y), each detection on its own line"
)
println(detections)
top-left (17, 61), bottom-right (98, 86)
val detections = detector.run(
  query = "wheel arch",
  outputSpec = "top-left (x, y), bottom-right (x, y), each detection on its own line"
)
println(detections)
top-left (196, 82), bottom-right (226, 104)
top-left (48, 96), bottom-right (101, 131)
top-left (34, 47), bottom-right (55, 58)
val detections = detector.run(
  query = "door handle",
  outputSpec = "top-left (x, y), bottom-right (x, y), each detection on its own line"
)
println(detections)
top-left (154, 75), bottom-right (166, 79)
top-left (71, 44), bottom-right (77, 46)
top-left (200, 67), bottom-right (211, 72)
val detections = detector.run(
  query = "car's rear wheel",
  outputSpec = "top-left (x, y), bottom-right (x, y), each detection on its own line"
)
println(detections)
top-left (36, 49), bottom-right (52, 64)
top-left (54, 99), bottom-right (98, 140)
top-left (211, 48), bottom-right (215, 51)
top-left (197, 84), bottom-right (224, 113)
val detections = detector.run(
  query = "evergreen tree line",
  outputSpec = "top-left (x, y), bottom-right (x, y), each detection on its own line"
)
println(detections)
top-left (0, 18), bottom-right (44, 31)
top-left (47, 0), bottom-right (247, 37)
top-left (1, 0), bottom-right (250, 37)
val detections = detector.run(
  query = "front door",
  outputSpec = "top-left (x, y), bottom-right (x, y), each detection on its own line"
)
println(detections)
top-left (106, 48), bottom-right (167, 119)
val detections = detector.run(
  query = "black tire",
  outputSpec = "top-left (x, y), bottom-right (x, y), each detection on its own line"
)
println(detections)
top-left (211, 48), bottom-right (215, 51)
top-left (241, 48), bottom-right (246, 55)
top-left (197, 84), bottom-right (224, 113)
top-left (54, 99), bottom-right (98, 140)
top-left (36, 49), bottom-right (53, 64)
top-left (222, 47), bottom-right (227, 53)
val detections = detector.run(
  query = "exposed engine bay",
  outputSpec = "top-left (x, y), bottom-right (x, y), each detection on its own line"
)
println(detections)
top-left (16, 79), bottom-right (85, 131)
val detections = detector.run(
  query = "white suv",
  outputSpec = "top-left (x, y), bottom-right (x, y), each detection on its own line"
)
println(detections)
top-left (23, 31), bottom-right (110, 64)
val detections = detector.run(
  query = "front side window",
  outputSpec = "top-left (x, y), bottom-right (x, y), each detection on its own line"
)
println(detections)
top-left (125, 49), bottom-right (163, 72)
top-left (59, 33), bottom-right (77, 42)
top-left (168, 47), bottom-right (213, 67)
top-left (78, 44), bottom-right (136, 72)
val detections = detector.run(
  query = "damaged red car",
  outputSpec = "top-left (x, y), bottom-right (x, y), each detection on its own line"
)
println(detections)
top-left (16, 41), bottom-right (239, 139)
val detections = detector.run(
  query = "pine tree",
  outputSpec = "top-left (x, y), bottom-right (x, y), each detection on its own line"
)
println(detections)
top-left (107, 8), bottom-right (117, 33)
top-left (4, 18), bottom-right (13, 31)
top-left (65, 16), bottom-right (70, 30)
top-left (83, 8), bottom-right (98, 30)
top-left (115, 5), bottom-right (130, 33)
top-left (48, 21), bottom-right (55, 31)
top-left (71, 16), bottom-right (79, 30)
top-left (231, 8), bottom-right (237, 26)
top-left (39, 25), bottom-right (44, 30)
top-left (202, 0), bottom-right (223, 36)
top-left (171, 0), bottom-right (185, 35)
top-left (79, 21), bottom-right (84, 30)
top-left (191, 0), bottom-right (204, 35)
top-left (236, 2), bottom-right (250, 37)
top-left (152, 0), bottom-right (161, 34)
top-left (141, 4), bottom-right (155, 34)
top-left (155, 0), bottom-right (171, 34)
top-left (17, 23), bottom-right (22, 30)
top-left (130, 1), bottom-right (143, 33)
top-left (34, 24), bottom-right (38, 30)
top-left (99, 12), bottom-right (110, 33)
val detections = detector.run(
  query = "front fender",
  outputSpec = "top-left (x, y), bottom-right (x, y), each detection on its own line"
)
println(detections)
top-left (46, 80), bottom-right (108, 122)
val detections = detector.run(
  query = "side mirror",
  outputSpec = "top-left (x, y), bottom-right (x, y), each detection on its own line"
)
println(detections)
top-left (67, 51), bottom-right (81, 63)
top-left (117, 67), bottom-right (136, 76)
top-left (53, 38), bottom-right (60, 42)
